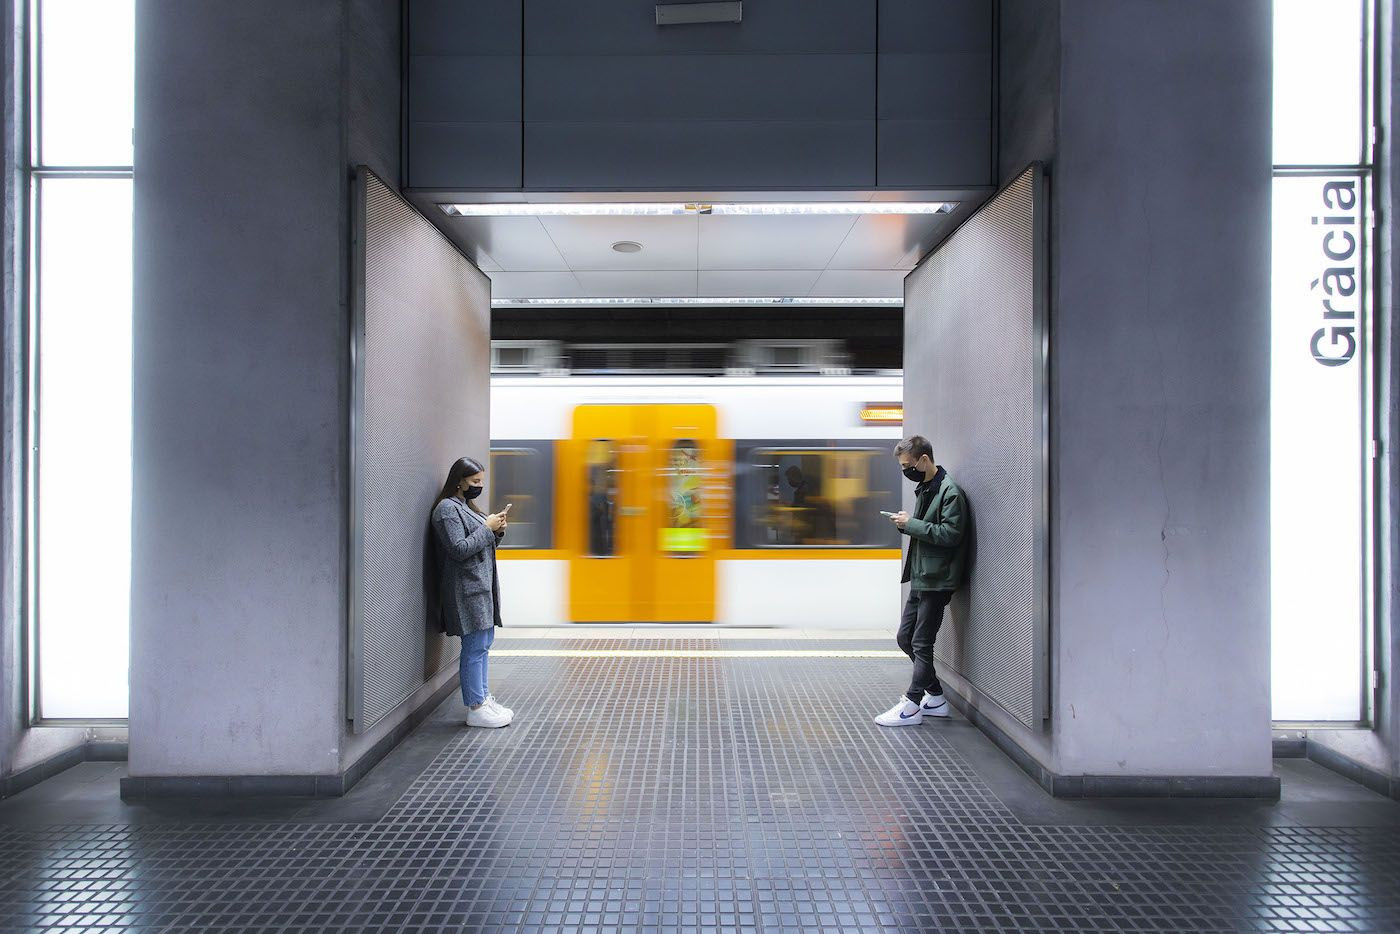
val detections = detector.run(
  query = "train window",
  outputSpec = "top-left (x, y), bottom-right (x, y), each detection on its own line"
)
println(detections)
top-left (488, 445), bottom-right (554, 549)
top-left (738, 446), bottom-right (901, 549)
top-left (662, 439), bottom-right (704, 553)
top-left (585, 440), bottom-right (619, 557)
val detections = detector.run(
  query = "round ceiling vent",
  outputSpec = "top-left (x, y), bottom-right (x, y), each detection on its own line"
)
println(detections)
top-left (611, 240), bottom-right (643, 253)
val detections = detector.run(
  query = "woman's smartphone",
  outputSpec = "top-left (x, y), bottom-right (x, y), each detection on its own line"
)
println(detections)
top-left (501, 503), bottom-right (513, 515)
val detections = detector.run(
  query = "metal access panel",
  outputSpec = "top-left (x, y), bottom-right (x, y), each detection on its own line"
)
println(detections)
top-left (350, 168), bottom-right (491, 732)
top-left (902, 164), bottom-right (1049, 728)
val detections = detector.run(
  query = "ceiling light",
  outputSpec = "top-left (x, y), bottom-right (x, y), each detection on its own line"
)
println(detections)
top-left (441, 201), bottom-right (957, 217)
top-left (611, 241), bottom-right (643, 253)
top-left (490, 297), bottom-right (902, 308)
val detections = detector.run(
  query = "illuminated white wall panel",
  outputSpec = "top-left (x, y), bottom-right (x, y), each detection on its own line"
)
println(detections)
top-left (1270, 0), bottom-right (1373, 722)
top-left (37, 0), bottom-right (135, 166)
top-left (1270, 175), bottom-right (1367, 721)
top-left (29, 0), bottom-right (135, 720)
top-left (35, 179), bottom-right (133, 719)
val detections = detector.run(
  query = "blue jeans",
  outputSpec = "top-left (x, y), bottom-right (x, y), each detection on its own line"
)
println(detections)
top-left (460, 627), bottom-right (495, 706)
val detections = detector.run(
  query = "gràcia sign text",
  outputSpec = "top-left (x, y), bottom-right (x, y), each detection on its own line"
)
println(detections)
top-left (1310, 180), bottom-right (1360, 367)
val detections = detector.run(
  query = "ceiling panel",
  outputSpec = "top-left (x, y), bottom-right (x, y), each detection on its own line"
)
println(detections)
top-left (697, 215), bottom-right (859, 270)
top-left (826, 213), bottom-right (953, 269)
top-left (539, 215), bottom-right (699, 271)
top-left (485, 270), bottom-right (583, 298)
top-left (898, 239), bottom-right (935, 269)
top-left (442, 216), bottom-right (569, 271)
top-left (808, 269), bottom-right (905, 298)
top-left (410, 187), bottom-right (990, 301)
top-left (572, 270), bottom-right (700, 297)
top-left (697, 269), bottom-right (823, 297)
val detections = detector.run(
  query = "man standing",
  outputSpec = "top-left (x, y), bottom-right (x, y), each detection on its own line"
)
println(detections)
top-left (875, 435), bottom-right (968, 727)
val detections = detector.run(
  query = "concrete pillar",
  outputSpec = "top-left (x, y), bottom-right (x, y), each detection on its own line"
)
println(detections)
top-left (1050, 0), bottom-right (1273, 785)
top-left (976, 0), bottom-right (1274, 792)
top-left (128, 0), bottom-right (415, 793)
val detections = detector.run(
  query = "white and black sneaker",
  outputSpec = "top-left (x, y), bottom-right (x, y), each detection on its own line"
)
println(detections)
top-left (875, 697), bottom-right (923, 727)
top-left (920, 693), bottom-right (950, 719)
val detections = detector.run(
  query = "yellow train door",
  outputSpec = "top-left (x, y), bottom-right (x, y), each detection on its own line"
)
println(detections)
top-left (564, 404), bottom-right (722, 622)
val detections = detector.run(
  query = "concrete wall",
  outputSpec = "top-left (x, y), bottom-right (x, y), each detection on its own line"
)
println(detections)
top-left (1049, 0), bottom-right (1273, 778)
top-left (131, 0), bottom-right (351, 778)
top-left (338, 0), bottom-right (438, 778)
top-left (348, 0), bottom-right (402, 187)
top-left (996, 0), bottom-right (1057, 187)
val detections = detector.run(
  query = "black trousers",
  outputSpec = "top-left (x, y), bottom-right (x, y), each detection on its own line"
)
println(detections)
top-left (897, 589), bottom-right (952, 702)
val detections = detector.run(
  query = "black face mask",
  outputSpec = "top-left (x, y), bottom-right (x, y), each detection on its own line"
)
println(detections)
top-left (462, 485), bottom-right (484, 500)
top-left (902, 464), bottom-right (925, 483)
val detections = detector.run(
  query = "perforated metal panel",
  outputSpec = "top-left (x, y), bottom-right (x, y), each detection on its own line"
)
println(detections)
top-left (903, 165), bottom-right (1048, 727)
top-left (350, 169), bottom-right (491, 732)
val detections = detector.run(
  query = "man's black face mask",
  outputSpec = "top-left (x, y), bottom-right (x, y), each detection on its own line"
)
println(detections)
top-left (902, 464), bottom-right (924, 483)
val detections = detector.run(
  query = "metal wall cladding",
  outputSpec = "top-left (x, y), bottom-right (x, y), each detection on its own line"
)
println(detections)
top-left (903, 166), bottom-right (1048, 728)
top-left (405, 0), bottom-right (992, 190)
top-left (351, 170), bottom-right (491, 732)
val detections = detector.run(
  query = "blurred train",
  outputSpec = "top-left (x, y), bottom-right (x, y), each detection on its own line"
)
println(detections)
top-left (489, 374), bottom-right (906, 628)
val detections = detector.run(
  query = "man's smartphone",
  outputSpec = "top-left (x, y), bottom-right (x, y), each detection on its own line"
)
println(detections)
top-left (880, 510), bottom-right (897, 518)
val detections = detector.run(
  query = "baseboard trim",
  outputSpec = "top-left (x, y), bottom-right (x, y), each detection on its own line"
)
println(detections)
top-left (119, 675), bottom-right (458, 800)
top-left (1271, 730), bottom-right (1308, 759)
top-left (1284, 734), bottom-right (1400, 801)
top-left (0, 738), bottom-right (131, 800)
top-left (947, 687), bottom-right (1280, 799)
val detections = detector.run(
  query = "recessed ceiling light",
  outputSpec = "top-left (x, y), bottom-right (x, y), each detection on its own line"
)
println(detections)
top-left (490, 297), bottom-right (902, 308)
top-left (611, 241), bottom-right (643, 253)
top-left (441, 201), bottom-right (957, 217)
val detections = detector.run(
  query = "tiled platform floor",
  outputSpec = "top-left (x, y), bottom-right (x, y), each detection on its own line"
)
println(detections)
top-left (2, 648), bottom-right (1399, 932)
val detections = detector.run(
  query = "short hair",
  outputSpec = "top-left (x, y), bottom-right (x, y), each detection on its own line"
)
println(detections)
top-left (893, 435), bottom-right (933, 462)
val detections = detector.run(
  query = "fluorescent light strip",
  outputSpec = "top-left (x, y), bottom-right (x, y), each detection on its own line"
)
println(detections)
top-left (441, 201), bottom-right (956, 217)
top-left (491, 297), bottom-right (902, 307)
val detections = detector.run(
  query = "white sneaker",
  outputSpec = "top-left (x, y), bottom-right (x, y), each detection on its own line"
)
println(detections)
top-left (465, 702), bottom-right (511, 728)
top-left (875, 697), bottom-right (923, 727)
top-left (921, 693), bottom-right (950, 719)
top-left (485, 695), bottom-right (513, 719)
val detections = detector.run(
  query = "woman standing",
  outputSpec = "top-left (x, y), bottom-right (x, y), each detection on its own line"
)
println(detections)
top-left (431, 457), bottom-right (514, 728)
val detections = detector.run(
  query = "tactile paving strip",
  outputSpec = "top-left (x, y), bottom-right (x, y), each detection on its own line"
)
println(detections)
top-left (1, 652), bottom-right (1397, 932)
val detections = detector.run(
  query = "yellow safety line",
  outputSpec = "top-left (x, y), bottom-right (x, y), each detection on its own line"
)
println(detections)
top-left (493, 648), bottom-right (904, 659)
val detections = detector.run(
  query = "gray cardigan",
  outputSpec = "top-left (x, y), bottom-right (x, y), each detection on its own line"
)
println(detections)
top-left (430, 496), bottom-right (503, 635)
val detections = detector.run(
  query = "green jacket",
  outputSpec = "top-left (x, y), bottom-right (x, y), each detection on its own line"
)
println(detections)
top-left (900, 469), bottom-right (968, 592)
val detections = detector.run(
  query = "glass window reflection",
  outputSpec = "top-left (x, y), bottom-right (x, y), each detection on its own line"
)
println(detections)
top-left (488, 448), bottom-right (542, 549)
top-left (586, 440), bottom-right (618, 557)
top-left (748, 448), bottom-right (897, 548)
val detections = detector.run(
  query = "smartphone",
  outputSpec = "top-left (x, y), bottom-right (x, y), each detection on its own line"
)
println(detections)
top-left (880, 510), bottom-right (897, 518)
top-left (501, 503), bottom-right (513, 516)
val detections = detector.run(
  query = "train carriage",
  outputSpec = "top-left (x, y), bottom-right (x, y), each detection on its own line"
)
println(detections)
top-left (489, 375), bottom-right (905, 628)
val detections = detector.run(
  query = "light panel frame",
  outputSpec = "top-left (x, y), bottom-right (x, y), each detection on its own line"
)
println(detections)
top-left (441, 201), bottom-right (958, 217)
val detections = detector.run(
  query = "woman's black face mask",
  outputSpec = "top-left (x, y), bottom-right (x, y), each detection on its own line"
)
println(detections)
top-left (463, 484), bottom-right (484, 500)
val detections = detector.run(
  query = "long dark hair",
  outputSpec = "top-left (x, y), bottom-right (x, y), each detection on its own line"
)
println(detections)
top-left (435, 456), bottom-right (487, 516)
